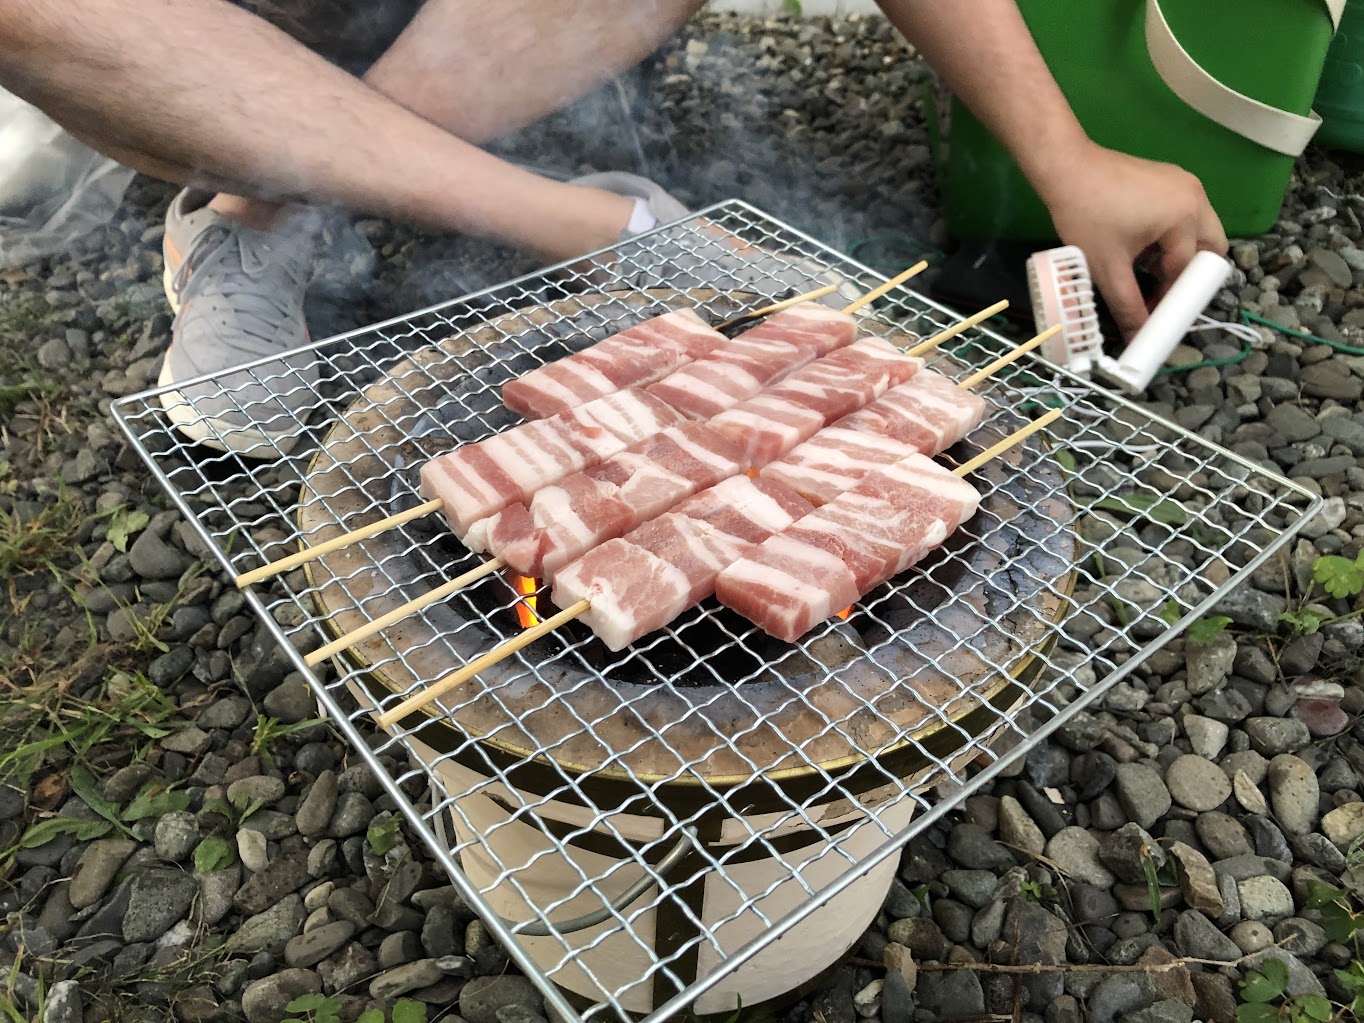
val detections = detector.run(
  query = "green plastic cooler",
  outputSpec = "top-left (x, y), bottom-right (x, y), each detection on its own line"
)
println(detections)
top-left (944, 0), bottom-right (1343, 242)
top-left (1316, 0), bottom-right (1364, 152)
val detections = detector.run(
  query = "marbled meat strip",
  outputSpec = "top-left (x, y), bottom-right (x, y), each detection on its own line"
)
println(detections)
top-left (838, 369), bottom-right (989, 452)
top-left (485, 421), bottom-right (748, 577)
top-left (503, 308), bottom-right (726, 419)
top-left (763, 370), bottom-right (989, 505)
top-left (420, 387), bottom-right (685, 534)
top-left (715, 453), bottom-right (980, 642)
top-left (552, 475), bottom-right (814, 650)
top-left (710, 338), bottom-right (921, 466)
top-left (645, 303), bottom-right (857, 419)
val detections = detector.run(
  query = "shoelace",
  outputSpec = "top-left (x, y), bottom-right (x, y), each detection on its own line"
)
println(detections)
top-left (173, 221), bottom-right (315, 353)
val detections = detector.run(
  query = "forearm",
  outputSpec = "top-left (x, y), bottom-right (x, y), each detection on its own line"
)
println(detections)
top-left (0, 0), bottom-right (620, 259)
top-left (874, 0), bottom-right (1093, 203)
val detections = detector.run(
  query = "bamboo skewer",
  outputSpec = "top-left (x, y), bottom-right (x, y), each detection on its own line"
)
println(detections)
top-left (713, 283), bottom-right (839, 329)
top-left (304, 558), bottom-right (505, 667)
top-left (375, 398), bottom-right (1066, 728)
top-left (840, 260), bottom-right (930, 314)
top-left (907, 300), bottom-right (1009, 357)
top-left (958, 324), bottom-right (1059, 390)
top-left (238, 268), bottom-right (936, 590)
top-left (234, 499), bottom-right (444, 588)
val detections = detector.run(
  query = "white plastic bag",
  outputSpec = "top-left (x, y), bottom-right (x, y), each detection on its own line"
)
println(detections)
top-left (0, 88), bottom-right (134, 267)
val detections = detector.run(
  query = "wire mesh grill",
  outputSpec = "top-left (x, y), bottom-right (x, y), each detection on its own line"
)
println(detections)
top-left (112, 201), bottom-right (1320, 1023)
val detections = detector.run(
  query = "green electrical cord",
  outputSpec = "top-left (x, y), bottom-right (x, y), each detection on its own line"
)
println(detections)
top-left (1238, 309), bottom-right (1364, 358)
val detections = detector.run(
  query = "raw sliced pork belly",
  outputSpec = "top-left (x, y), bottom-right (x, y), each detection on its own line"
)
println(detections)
top-left (716, 453), bottom-right (981, 642)
top-left (711, 338), bottom-right (922, 466)
top-left (838, 369), bottom-right (988, 452)
top-left (762, 428), bottom-right (920, 507)
top-left (646, 336), bottom-right (814, 420)
top-left (419, 387), bottom-right (685, 534)
top-left (486, 422), bottom-right (748, 577)
top-left (737, 302), bottom-right (859, 355)
top-left (552, 475), bottom-right (814, 650)
top-left (763, 370), bottom-right (990, 505)
top-left (503, 308), bottom-right (726, 419)
top-left (645, 303), bottom-right (857, 419)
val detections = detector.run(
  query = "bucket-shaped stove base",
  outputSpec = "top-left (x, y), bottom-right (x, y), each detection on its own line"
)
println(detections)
top-left (430, 752), bottom-right (909, 1016)
top-left (360, 684), bottom-right (1022, 1017)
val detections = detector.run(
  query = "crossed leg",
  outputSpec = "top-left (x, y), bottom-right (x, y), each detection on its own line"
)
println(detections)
top-left (0, 0), bottom-right (704, 259)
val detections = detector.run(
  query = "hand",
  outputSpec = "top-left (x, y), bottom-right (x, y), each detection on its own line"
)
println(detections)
top-left (1036, 142), bottom-right (1228, 339)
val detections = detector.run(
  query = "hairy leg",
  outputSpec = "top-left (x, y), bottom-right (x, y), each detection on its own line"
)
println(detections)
top-left (0, 0), bottom-right (697, 260)
top-left (363, 0), bottom-right (704, 145)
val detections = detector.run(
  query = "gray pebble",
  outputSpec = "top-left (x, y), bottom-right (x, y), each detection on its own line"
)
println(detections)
top-left (123, 868), bottom-right (197, 942)
top-left (262, 676), bottom-right (316, 724)
top-left (283, 920), bottom-right (355, 968)
top-left (227, 775), bottom-right (287, 809)
top-left (1114, 763), bottom-right (1172, 829)
top-left (915, 970), bottom-right (985, 1020)
top-left (459, 975), bottom-right (544, 1023)
top-left (68, 839), bottom-right (136, 910)
top-left (1267, 754), bottom-right (1319, 835)
top-left (1165, 755), bottom-right (1230, 812)
top-left (1238, 876), bottom-right (1295, 922)
top-left (152, 811), bottom-right (200, 864)
top-left (328, 791), bottom-right (375, 839)
top-left (241, 969), bottom-right (320, 1023)
top-left (1244, 717), bottom-right (1312, 756)
top-left (128, 528), bottom-right (189, 580)
top-left (380, 930), bottom-right (425, 969)
top-left (232, 894), bottom-right (305, 955)
top-left (296, 770), bottom-right (338, 838)
top-left (197, 866), bottom-right (240, 926)
top-left (1173, 910), bottom-right (1240, 962)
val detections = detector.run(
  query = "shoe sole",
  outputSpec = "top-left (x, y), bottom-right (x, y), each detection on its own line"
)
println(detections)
top-left (159, 263), bottom-right (304, 459)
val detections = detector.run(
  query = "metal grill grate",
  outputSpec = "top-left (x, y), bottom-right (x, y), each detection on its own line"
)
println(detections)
top-left (112, 202), bottom-right (1320, 1023)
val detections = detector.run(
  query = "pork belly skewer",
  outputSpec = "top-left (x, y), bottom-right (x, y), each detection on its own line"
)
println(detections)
top-left (544, 332), bottom-right (1054, 650)
top-left (303, 305), bottom-right (1016, 667)
top-left (505, 264), bottom-right (928, 417)
top-left (762, 325), bottom-right (1057, 506)
top-left (235, 269), bottom-right (939, 590)
top-left (373, 377), bottom-right (1057, 729)
top-left (480, 338), bottom-right (922, 578)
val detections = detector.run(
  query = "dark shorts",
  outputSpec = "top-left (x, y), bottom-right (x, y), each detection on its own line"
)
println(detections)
top-left (231, 0), bottom-right (425, 74)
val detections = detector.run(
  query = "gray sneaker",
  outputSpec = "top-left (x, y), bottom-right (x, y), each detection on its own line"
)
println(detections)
top-left (570, 171), bottom-right (862, 306)
top-left (159, 189), bottom-right (319, 457)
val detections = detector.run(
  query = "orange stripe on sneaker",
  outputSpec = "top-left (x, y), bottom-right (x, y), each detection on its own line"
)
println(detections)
top-left (164, 236), bottom-right (184, 275)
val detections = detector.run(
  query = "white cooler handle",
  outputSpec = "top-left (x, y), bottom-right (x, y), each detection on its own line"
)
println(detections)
top-left (1145, 0), bottom-right (1345, 157)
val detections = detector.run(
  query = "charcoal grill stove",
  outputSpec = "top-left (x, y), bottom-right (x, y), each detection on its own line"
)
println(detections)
top-left (112, 202), bottom-right (1322, 1023)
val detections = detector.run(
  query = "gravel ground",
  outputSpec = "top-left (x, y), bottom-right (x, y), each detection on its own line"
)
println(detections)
top-left (4, 11), bottom-right (1364, 1023)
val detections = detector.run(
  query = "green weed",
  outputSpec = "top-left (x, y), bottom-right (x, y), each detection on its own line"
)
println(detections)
top-left (251, 713), bottom-right (325, 761)
top-left (0, 488), bottom-right (85, 576)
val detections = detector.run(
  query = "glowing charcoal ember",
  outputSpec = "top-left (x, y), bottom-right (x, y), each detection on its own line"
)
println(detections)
top-left (839, 369), bottom-right (989, 451)
top-left (419, 387), bottom-right (684, 534)
top-left (503, 308), bottom-right (726, 419)
top-left (512, 573), bottom-right (540, 627)
top-left (711, 339), bottom-right (921, 467)
top-left (487, 422), bottom-right (748, 577)
top-left (551, 475), bottom-right (814, 651)
top-left (716, 453), bottom-right (981, 643)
